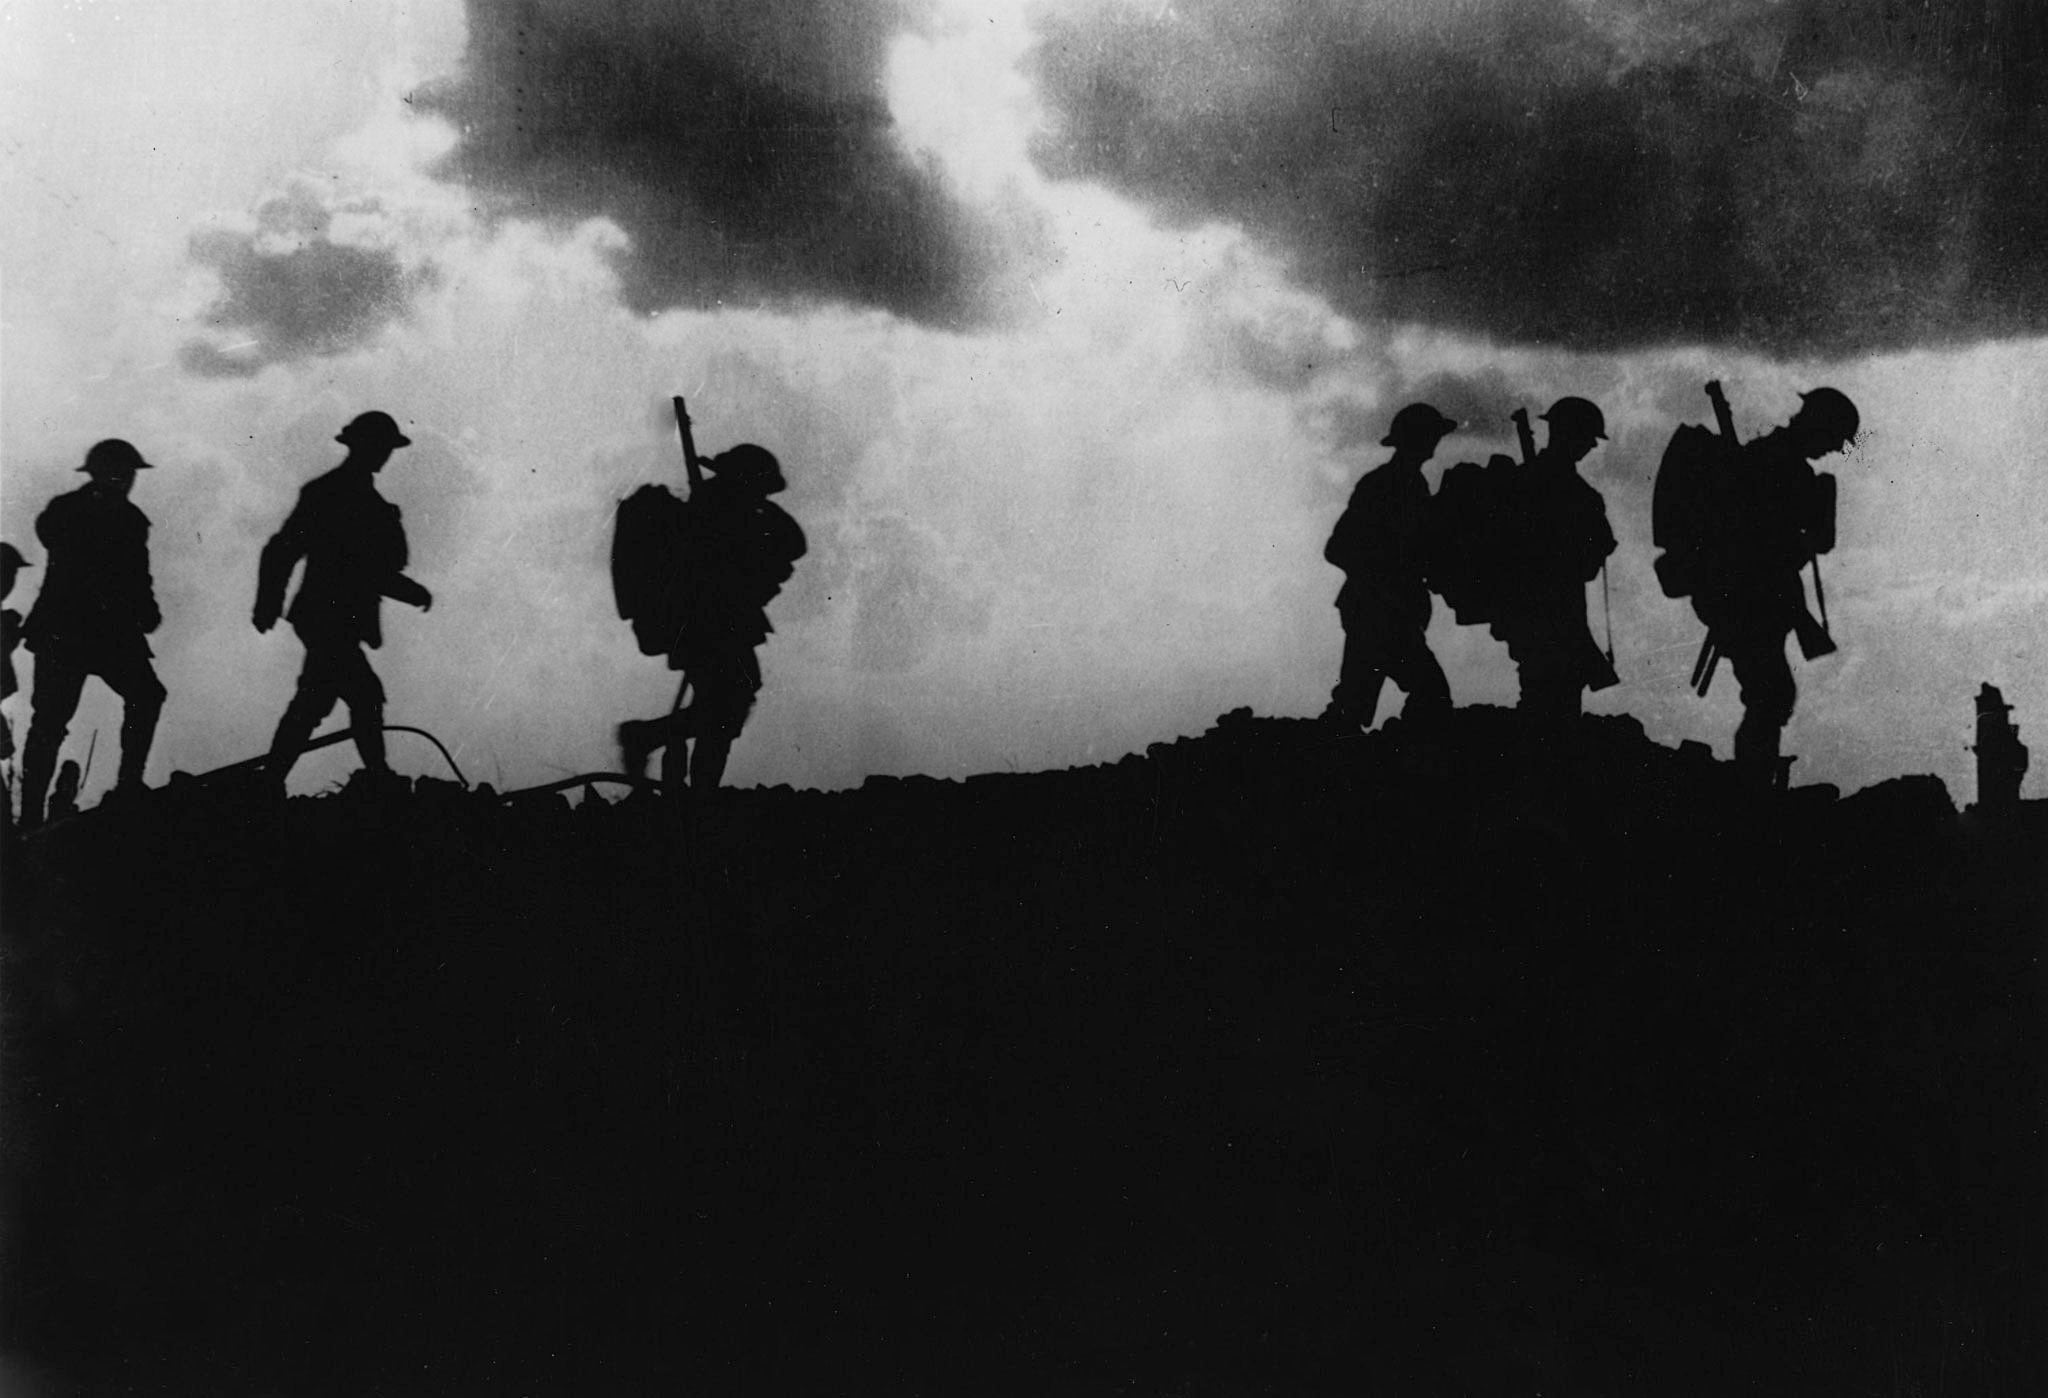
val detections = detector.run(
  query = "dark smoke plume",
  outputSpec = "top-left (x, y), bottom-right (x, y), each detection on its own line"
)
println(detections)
top-left (423, 0), bottom-right (993, 326)
top-left (1030, 0), bottom-right (2048, 356)
top-left (181, 185), bottom-right (428, 378)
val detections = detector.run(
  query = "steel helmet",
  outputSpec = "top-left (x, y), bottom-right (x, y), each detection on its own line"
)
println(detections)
top-left (1540, 396), bottom-right (1607, 441)
top-left (1795, 387), bottom-right (1859, 446)
top-left (1380, 403), bottom-right (1460, 448)
top-left (78, 439), bottom-right (154, 476)
top-left (335, 411), bottom-right (413, 450)
top-left (707, 443), bottom-right (784, 489)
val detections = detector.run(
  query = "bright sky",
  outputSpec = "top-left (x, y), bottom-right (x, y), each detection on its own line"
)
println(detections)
top-left (2, 0), bottom-right (2042, 802)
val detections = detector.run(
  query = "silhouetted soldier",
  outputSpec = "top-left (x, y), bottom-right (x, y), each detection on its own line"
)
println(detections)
top-left (2, 543), bottom-right (27, 767)
top-left (1491, 397), bottom-right (1617, 720)
top-left (1690, 388), bottom-right (1858, 784)
top-left (1322, 403), bottom-right (1457, 731)
top-left (254, 411), bottom-right (432, 788)
top-left (618, 445), bottom-right (806, 793)
top-left (18, 441), bottom-right (167, 824)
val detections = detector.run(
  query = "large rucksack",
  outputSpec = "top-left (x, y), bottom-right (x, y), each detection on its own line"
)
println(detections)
top-left (1427, 454), bottom-right (1520, 624)
top-left (1652, 424), bottom-right (1837, 599)
top-left (1650, 423), bottom-right (1731, 599)
top-left (611, 483), bottom-right (692, 659)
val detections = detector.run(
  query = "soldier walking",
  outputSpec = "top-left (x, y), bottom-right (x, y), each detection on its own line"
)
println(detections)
top-left (1321, 403), bottom-right (1457, 732)
top-left (1490, 397), bottom-right (1617, 720)
top-left (1688, 388), bottom-right (1858, 785)
top-left (17, 440), bottom-right (168, 824)
top-left (254, 411), bottom-right (432, 788)
top-left (617, 444), bottom-right (806, 794)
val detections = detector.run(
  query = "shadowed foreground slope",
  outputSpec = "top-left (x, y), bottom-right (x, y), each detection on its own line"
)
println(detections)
top-left (3, 708), bottom-right (2043, 1396)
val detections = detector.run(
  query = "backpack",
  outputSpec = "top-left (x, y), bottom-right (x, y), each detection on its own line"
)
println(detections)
top-left (1652, 425), bottom-right (1838, 598)
top-left (1650, 423), bottom-right (1731, 599)
top-left (610, 483), bottom-right (693, 658)
top-left (1427, 454), bottom-right (1519, 624)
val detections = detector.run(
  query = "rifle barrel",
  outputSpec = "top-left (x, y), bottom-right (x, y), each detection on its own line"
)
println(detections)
top-left (672, 396), bottom-right (704, 494)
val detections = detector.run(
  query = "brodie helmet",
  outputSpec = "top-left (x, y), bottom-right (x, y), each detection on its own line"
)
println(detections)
top-left (78, 439), bottom-right (154, 476)
top-left (1380, 403), bottom-right (1460, 448)
top-left (1540, 396), bottom-right (1607, 442)
top-left (336, 411), bottom-right (413, 451)
top-left (706, 444), bottom-right (784, 490)
top-left (1794, 387), bottom-right (1859, 448)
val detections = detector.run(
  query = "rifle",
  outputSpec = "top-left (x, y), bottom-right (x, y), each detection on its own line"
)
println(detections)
top-left (1690, 382), bottom-right (1737, 696)
top-left (1510, 407), bottom-right (1537, 466)
top-left (667, 396), bottom-right (705, 717)
top-left (672, 396), bottom-right (704, 497)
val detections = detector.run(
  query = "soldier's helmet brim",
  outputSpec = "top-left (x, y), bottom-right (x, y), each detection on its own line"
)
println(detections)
top-left (1380, 404), bottom-right (1460, 447)
top-left (78, 439), bottom-right (154, 474)
top-left (336, 411), bottom-right (413, 450)
top-left (1539, 397), bottom-right (1608, 440)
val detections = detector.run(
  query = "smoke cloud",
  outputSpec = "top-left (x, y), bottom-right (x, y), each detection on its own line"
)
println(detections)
top-left (1029, 0), bottom-right (2048, 357)
top-left (181, 183), bottom-right (436, 377)
top-left (421, 0), bottom-right (1002, 325)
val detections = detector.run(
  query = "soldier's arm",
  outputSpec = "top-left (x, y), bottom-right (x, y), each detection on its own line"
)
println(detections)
top-left (1583, 487), bottom-right (1617, 577)
top-left (377, 509), bottom-right (432, 610)
top-left (382, 574), bottom-right (433, 610)
top-left (135, 517), bottom-right (162, 634)
top-left (254, 495), bottom-right (312, 630)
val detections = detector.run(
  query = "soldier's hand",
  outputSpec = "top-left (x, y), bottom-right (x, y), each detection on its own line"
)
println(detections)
top-left (415, 589), bottom-right (434, 613)
top-left (253, 610), bottom-right (275, 634)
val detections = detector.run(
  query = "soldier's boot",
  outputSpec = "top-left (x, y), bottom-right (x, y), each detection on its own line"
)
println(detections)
top-left (690, 736), bottom-right (732, 793)
top-left (112, 692), bottom-right (163, 796)
top-left (352, 703), bottom-right (389, 775)
top-left (1732, 714), bottom-right (1784, 791)
top-left (266, 692), bottom-right (333, 791)
top-left (617, 720), bottom-right (659, 780)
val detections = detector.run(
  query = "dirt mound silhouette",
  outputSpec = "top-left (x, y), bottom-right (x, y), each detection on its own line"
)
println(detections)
top-left (4, 708), bottom-right (2042, 1395)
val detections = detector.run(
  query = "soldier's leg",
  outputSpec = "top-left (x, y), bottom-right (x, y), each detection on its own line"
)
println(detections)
top-left (1729, 634), bottom-right (1796, 784)
top-left (687, 646), bottom-right (761, 793)
top-left (657, 713), bottom-right (692, 792)
top-left (266, 642), bottom-right (343, 782)
top-left (1384, 626), bottom-right (1451, 719)
top-left (20, 655), bottom-right (87, 824)
top-left (329, 645), bottom-right (390, 773)
top-left (1512, 639), bottom-right (1581, 722)
top-left (100, 653), bottom-right (167, 792)
top-left (1325, 613), bottom-right (1387, 727)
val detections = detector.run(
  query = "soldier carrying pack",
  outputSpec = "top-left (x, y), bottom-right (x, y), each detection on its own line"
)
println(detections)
top-left (1652, 382), bottom-right (1838, 696)
top-left (1652, 381), bottom-right (1859, 786)
top-left (1430, 402), bottom-right (1617, 716)
top-left (613, 398), bottom-right (806, 793)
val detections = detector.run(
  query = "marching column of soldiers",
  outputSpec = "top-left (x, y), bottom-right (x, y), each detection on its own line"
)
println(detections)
top-left (0, 381), bottom-right (1874, 826)
top-left (1319, 385), bottom-right (1860, 788)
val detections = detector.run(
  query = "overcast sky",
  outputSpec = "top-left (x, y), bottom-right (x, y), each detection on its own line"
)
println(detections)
top-left (3, 0), bottom-right (2042, 801)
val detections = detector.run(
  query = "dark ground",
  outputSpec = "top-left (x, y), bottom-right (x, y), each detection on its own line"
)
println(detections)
top-left (2, 706), bottom-right (2043, 1396)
